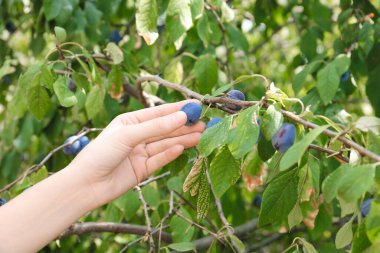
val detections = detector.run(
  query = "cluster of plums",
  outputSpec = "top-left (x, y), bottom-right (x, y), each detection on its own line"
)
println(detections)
top-left (63, 135), bottom-right (90, 155)
top-left (180, 90), bottom-right (297, 153)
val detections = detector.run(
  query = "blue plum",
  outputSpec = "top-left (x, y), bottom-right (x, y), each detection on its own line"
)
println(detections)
top-left (361, 198), bottom-right (373, 218)
top-left (63, 136), bottom-right (82, 155)
top-left (226, 90), bottom-right (245, 110)
top-left (109, 30), bottom-right (122, 43)
top-left (206, 117), bottom-right (222, 129)
top-left (180, 103), bottom-right (202, 126)
top-left (79, 136), bottom-right (90, 151)
top-left (0, 197), bottom-right (7, 206)
top-left (340, 71), bottom-right (350, 82)
top-left (5, 21), bottom-right (16, 33)
top-left (253, 195), bottom-right (262, 208)
top-left (271, 123), bottom-right (296, 153)
top-left (69, 79), bottom-right (76, 92)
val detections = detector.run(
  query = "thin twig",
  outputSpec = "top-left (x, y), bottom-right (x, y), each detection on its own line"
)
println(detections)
top-left (138, 172), bottom-right (170, 187)
top-left (135, 186), bottom-right (154, 253)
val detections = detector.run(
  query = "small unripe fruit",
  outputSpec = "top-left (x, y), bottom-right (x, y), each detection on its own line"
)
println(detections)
top-left (361, 198), bottom-right (373, 218)
top-left (206, 117), bottom-right (222, 129)
top-left (226, 90), bottom-right (245, 110)
top-left (253, 195), bottom-right (262, 208)
top-left (180, 103), bottom-right (202, 126)
top-left (79, 136), bottom-right (90, 150)
top-left (271, 123), bottom-right (296, 153)
top-left (63, 136), bottom-right (81, 155)
top-left (109, 30), bottom-right (122, 43)
top-left (340, 71), bottom-right (350, 82)
top-left (0, 197), bottom-right (7, 206)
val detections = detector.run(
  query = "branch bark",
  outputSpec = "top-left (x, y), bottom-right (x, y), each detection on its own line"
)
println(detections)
top-left (60, 222), bottom-right (172, 243)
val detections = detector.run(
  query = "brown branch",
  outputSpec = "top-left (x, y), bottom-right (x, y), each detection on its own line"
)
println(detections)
top-left (138, 171), bottom-right (170, 187)
top-left (60, 222), bottom-right (172, 243)
top-left (308, 144), bottom-right (349, 163)
top-left (135, 75), bottom-right (380, 163)
top-left (135, 186), bottom-right (154, 252)
top-left (0, 127), bottom-right (103, 194)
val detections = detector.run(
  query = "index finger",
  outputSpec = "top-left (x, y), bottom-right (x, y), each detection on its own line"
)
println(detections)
top-left (119, 99), bottom-right (200, 125)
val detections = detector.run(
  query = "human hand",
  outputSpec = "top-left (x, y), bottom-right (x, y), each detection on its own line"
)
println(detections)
top-left (69, 100), bottom-right (205, 208)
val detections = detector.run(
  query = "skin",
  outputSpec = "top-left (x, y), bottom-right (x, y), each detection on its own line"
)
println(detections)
top-left (0, 100), bottom-right (205, 253)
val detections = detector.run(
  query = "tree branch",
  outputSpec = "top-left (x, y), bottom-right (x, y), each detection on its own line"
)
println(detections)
top-left (134, 75), bottom-right (380, 163)
top-left (60, 222), bottom-right (172, 242)
top-left (135, 186), bottom-right (154, 252)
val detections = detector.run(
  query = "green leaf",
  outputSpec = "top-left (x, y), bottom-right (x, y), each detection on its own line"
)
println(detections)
top-left (228, 105), bottom-right (260, 158)
top-left (167, 242), bottom-right (195, 252)
top-left (72, 73), bottom-right (90, 92)
top-left (322, 164), bottom-right (375, 203)
top-left (197, 13), bottom-right (211, 47)
top-left (30, 166), bottom-right (48, 185)
top-left (43, 0), bottom-right (63, 20)
top-left (225, 24), bottom-right (248, 53)
top-left (108, 65), bottom-right (123, 99)
top-left (164, 58), bottom-right (183, 84)
top-left (190, 0), bottom-right (204, 20)
top-left (259, 168), bottom-right (299, 226)
top-left (209, 146), bottom-right (241, 198)
top-left (228, 234), bottom-right (245, 252)
top-left (359, 23), bottom-right (375, 56)
top-left (183, 158), bottom-right (204, 195)
top-left (335, 220), bottom-right (353, 249)
top-left (366, 199), bottom-right (380, 243)
top-left (292, 61), bottom-right (321, 94)
top-left (299, 238), bottom-right (318, 253)
top-left (221, 2), bottom-right (235, 22)
top-left (27, 86), bottom-right (51, 120)
top-left (54, 26), bottom-right (66, 43)
top-left (316, 63), bottom-right (340, 105)
top-left (261, 104), bottom-right (283, 140)
top-left (166, 0), bottom-right (193, 47)
top-left (85, 86), bottom-right (105, 119)
top-left (280, 125), bottom-right (328, 171)
top-left (337, 165), bottom-right (375, 202)
top-left (352, 222), bottom-right (372, 253)
top-left (198, 116), bottom-right (232, 157)
top-left (53, 76), bottom-right (78, 107)
top-left (84, 2), bottom-right (102, 25)
top-left (105, 43), bottom-right (124, 64)
top-left (317, 55), bottom-right (350, 104)
top-left (170, 208), bottom-right (195, 242)
top-left (197, 171), bottom-right (210, 220)
top-left (288, 204), bottom-right (303, 230)
top-left (194, 54), bottom-right (218, 94)
top-left (136, 0), bottom-right (158, 45)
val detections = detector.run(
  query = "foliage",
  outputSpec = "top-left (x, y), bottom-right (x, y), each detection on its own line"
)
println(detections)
top-left (1, 0), bottom-right (380, 252)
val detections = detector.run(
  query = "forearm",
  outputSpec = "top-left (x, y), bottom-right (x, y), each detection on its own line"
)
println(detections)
top-left (0, 164), bottom-right (96, 253)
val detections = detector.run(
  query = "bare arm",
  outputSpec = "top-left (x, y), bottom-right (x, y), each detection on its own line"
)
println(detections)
top-left (0, 100), bottom-right (204, 253)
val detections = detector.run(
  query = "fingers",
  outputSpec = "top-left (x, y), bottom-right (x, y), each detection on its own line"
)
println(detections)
top-left (146, 132), bottom-right (202, 156)
top-left (146, 145), bottom-right (185, 175)
top-left (118, 99), bottom-right (200, 125)
top-left (145, 121), bottom-right (205, 143)
top-left (124, 111), bottom-right (187, 146)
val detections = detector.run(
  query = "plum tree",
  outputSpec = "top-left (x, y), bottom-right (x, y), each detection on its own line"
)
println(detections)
top-left (271, 123), bottom-right (296, 153)
top-left (180, 103), bottom-right (202, 126)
